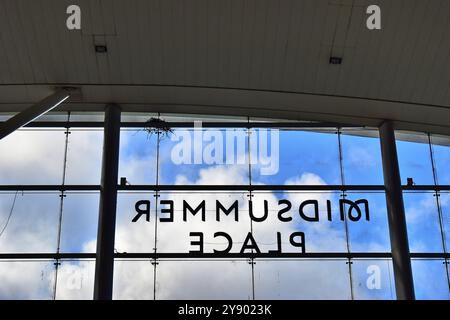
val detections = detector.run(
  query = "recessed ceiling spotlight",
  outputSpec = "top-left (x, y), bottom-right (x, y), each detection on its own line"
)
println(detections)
top-left (329, 56), bottom-right (343, 65)
top-left (95, 45), bottom-right (108, 53)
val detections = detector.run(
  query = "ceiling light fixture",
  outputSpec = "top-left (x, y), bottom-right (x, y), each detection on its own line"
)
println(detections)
top-left (329, 56), bottom-right (343, 65)
top-left (95, 45), bottom-right (108, 53)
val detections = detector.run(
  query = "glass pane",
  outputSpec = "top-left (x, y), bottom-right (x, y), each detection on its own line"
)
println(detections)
top-left (156, 191), bottom-right (250, 253)
top-left (341, 131), bottom-right (384, 185)
top-left (251, 129), bottom-right (340, 185)
top-left (351, 259), bottom-right (395, 300)
top-left (440, 192), bottom-right (450, 251)
top-left (346, 192), bottom-right (390, 252)
top-left (0, 129), bottom-right (65, 184)
top-left (0, 113), bottom-right (13, 121)
top-left (119, 129), bottom-right (158, 185)
top-left (69, 112), bottom-right (104, 122)
top-left (55, 260), bottom-right (95, 300)
top-left (412, 259), bottom-right (450, 300)
top-left (404, 192), bottom-right (444, 253)
top-left (113, 259), bottom-right (155, 300)
top-left (159, 113), bottom-right (248, 122)
top-left (249, 117), bottom-right (313, 123)
top-left (115, 192), bottom-right (156, 253)
top-left (159, 129), bottom-right (250, 185)
top-left (432, 139), bottom-right (450, 185)
top-left (0, 192), bottom-right (59, 253)
top-left (252, 191), bottom-right (347, 253)
top-left (31, 112), bottom-right (70, 122)
top-left (396, 137), bottom-right (434, 185)
top-left (65, 129), bottom-right (103, 185)
top-left (0, 260), bottom-right (54, 299)
top-left (156, 260), bottom-right (252, 299)
top-left (254, 259), bottom-right (351, 299)
top-left (59, 192), bottom-right (99, 253)
top-left (120, 112), bottom-right (159, 122)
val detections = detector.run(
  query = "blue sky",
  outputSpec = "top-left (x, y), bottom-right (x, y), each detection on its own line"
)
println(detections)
top-left (0, 127), bottom-right (449, 299)
top-left (117, 127), bottom-right (449, 299)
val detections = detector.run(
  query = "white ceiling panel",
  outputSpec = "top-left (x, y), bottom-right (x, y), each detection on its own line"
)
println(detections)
top-left (0, 0), bottom-right (448, 134)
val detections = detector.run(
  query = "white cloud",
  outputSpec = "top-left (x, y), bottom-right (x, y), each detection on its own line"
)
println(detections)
top-left (0, 162), bottom-right (390, 299)
top-left (64, 130), bottom-right (103, 184)
top-left (0, 130), bottom-right (65, 184)
top-left (0, 131), bottom-right (409, 300)
top-left (109, 168), bottom-right (356, 299)
top-left (0, 261), bottom-right (55, 300)
top-left (346, 146), bottom-right (376, 168)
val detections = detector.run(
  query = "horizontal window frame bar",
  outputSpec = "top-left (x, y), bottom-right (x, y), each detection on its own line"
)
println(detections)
top-left (0, 252), bottom-right (448, 260)
top-left (402, 185), bottom-right (450, 191)
top-left (1, 185), bottom-right (450, 192)
top-left (117, 185), bottom-right (387, 191)
top-left (3, 121), bottom-right (361, 129)
top-left (0, 185), bottom-right (101, 191)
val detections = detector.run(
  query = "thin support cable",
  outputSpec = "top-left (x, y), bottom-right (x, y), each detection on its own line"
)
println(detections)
top-left (153, 189), bottom-right (159, 301)
top-left (247, 122), bottom-right (255, 300)
top-left (337, 128), bottom-right (355, 300)
top-left (0, 190), bottom-right (19, 238)
top-left (428, 134), bottom-right (450, 291)
top-left (152, 114), bottom-right (162, 300)
top-left (53, 112), bottom-right (71, 300)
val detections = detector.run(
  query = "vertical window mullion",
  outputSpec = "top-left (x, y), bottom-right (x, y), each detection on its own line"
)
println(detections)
top-left (152, 115), bottom-right (162, 300)
top-left (337, 128), bottom-right (354, 300)
top-left (428, 134), bottom-right (450, 290)
top-left (247, 120), bottom-right (255, 300)
top-left (53, 112), bottom-right (71, 300)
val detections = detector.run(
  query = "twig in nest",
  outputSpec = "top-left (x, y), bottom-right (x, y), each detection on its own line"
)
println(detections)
top-left (142, 117), bottom-right (174, 139)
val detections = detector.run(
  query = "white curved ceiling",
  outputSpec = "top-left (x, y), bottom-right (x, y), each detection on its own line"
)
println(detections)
top-left (0, 0), bottom-right (449, 134)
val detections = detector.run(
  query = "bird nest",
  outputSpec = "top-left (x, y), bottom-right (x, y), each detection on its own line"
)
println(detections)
top-left (142, 117), bottom-right (174, 139)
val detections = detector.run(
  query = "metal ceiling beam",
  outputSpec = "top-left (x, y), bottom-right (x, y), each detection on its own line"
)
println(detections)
top-left (0, 89), bottom-right (70, 140)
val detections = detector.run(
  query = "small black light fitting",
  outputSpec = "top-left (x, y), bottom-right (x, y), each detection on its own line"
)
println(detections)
top-left (329, 56), bottom-right (343, 65)
top-left (95, 45), bottom-right (108, 53)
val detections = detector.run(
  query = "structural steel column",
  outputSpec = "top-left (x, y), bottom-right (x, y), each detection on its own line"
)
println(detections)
top-left (379, 121), bottom-right (415, 300)
top-left (94, 104), bottom-right (121, 300)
